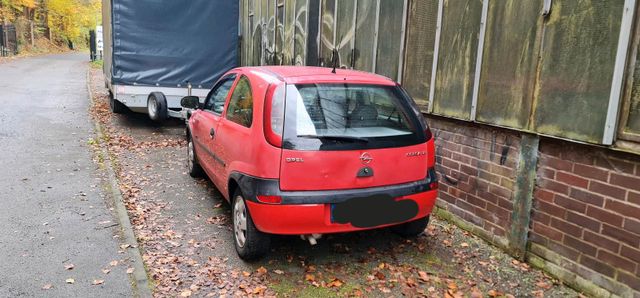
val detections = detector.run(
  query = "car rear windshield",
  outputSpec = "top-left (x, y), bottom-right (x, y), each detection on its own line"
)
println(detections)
top-left (282, 83), bottom-right (427, 151)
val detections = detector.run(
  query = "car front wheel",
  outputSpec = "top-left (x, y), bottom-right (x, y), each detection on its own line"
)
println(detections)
top-left (232, 190), bottom-right (270, 261)
top-left (187, 135), bottom-right (204, 178)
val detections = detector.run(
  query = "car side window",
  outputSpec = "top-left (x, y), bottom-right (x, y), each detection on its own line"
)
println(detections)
top-left (204, 74), bottom-right (236, 114)
top-left (225, 76), bottom-right (254, 127)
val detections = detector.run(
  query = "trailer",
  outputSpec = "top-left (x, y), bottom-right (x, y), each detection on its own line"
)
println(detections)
top-left (102, 0), bottom-right (238, 121)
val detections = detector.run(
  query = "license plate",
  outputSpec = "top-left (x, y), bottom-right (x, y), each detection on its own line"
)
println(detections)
top-left (331, 194), bottom-right (418, 228)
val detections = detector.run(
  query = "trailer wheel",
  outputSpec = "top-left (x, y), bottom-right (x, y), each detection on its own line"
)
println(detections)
top-left (109, 91), bottom-right (126, 114)
top-left (148, 92), bottom-right (168, 122)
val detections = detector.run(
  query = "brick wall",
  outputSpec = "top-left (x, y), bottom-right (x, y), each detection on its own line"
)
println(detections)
top-left (530, 139), bottom-right (640, 295)
top-left (430, 117), bottom-right (520, 241)
top-left (428, 115), bottom-right (640, 297)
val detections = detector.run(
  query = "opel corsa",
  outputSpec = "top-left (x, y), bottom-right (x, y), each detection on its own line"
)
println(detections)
top-left (181, 67), bottom-right (438, 260)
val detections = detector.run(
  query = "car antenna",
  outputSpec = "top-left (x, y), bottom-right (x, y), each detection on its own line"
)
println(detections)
top-left (331, 48), bottom-right (339, 74)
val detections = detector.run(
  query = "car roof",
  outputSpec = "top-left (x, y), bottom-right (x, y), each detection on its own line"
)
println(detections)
top-left (236, 66), bottom-right (397, 86)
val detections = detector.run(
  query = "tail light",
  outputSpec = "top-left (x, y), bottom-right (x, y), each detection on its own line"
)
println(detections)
top-left (263, 83), bottom-right (285, 148)
top-left (256, 195), bottom-right (282, 204)
top-left (427, 167), bottom-right (438, 190)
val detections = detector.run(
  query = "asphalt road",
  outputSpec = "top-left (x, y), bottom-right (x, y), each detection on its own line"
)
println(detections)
top-left (0, 53), bottom-right (133, 297)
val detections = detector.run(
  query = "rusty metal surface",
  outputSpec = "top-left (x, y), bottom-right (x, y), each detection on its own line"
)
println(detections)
top-left (432, 0), bottom-right (483, 120)
top-left (402, 0), bottom-right (438, 111)
top-left (375, 0), bottom-right (404, 81)
top-left (294, 0), bottom-right (308, 65)
top-left (283, 0), bottom-right (295, 65)
top-left (533, 0), bottom-right (623, 143)
top-left (626, 38), bottom-right (640, 134)
top-left (354, 0), bottom-right (376, 72)
top-left (476, 0), bottom-right (542, 129)
top-left (336, 0), bottom-right (355, 68)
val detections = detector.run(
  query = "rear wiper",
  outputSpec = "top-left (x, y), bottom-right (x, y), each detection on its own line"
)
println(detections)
top-left (298, 135), bottom-right (369, 143)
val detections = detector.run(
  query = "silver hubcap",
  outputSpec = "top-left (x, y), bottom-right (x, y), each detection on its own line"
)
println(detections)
top-left (187, 140), bottom-right (194, 170)
top-left (234, 196), bottom-right (248, 248)
top-left (148, 98), bottom-right (157, 117)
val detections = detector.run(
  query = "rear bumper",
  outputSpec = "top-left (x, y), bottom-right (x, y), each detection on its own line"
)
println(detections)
top-left (246, 190), bottom-right (438, 235)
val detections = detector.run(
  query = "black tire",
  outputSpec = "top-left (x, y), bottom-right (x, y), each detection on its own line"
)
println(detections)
top-left (391, 216), bottom-right (430, 238)
top-left (109, 91), bottom-right (126, 114)
top-left (147, 92), bottom-right (168, 122)
top-left (232, 189), bottom-right (270, 261)
top-left (187, 133), bottom-right (204, 178)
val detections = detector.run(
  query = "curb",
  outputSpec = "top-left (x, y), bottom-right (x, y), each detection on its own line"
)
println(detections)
top-left (86, 69), bottom-right (153, 298)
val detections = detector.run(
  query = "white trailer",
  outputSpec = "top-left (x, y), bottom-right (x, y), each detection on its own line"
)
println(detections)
top-left (101, 0), bottom-right (239, 121)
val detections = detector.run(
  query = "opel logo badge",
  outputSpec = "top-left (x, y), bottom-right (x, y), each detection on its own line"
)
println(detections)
top-left (360, 152), bottom-right (373, 164)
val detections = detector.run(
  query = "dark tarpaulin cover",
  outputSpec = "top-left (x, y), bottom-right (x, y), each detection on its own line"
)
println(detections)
top-left (110, 0), bottom-right (238, 88)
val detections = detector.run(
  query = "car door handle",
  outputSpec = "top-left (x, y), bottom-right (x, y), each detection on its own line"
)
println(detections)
top-left (209, 128), bottom-right (215, 139)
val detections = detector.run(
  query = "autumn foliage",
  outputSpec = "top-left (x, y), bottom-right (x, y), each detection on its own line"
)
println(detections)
top-left (0, 0), bottom-right (100, 48)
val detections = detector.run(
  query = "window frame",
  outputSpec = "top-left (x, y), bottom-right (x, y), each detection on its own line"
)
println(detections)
top-left (203, 74), bottom-right (238, 115)
top-left (225, 75), bottom-right (255, 128)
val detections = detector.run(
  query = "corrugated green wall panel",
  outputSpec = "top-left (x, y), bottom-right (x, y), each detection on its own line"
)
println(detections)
top-left (476, 0), bottom-right (541, 129)
top-left (433, 0), bottom-right (483, 120)
top-left (402, 0), bottom-right (438, 111)
top-left (534, 0), bottom-right (623, 143)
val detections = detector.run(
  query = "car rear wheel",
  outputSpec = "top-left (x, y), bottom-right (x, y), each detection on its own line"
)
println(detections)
top-left (391, 216), bottom-right (430, 238)
top-left (187, 135), bottom-right (204, 178)
top-left (232, 190), bottom-right (270, 261)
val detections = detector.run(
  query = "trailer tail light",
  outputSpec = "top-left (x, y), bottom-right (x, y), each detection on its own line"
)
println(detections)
top-left (256, 195), bottom-right (282, 204)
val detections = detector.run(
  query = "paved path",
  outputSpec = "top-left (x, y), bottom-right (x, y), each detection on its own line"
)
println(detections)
top-left (0, 53), bottom-right (133, 297)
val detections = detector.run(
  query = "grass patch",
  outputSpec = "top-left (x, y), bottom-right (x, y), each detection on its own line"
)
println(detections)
top-left (91, 59), bottom-right (103, 69)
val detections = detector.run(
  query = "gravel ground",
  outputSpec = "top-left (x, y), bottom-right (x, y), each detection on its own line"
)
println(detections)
top-left (89, 66), bottom-right (582, 298)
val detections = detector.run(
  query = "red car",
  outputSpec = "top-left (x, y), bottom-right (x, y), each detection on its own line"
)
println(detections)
top-left (181, 66), bottom-right (438, 260)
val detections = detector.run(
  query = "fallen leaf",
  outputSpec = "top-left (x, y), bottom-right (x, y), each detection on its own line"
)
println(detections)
top-left (109, 260), bottom-right (118, 267)
top-left (327, 278), bottom-right (344, 288)
top-left (256, 266), bottom-right (267, 275)
top-left (92, 280), bottom-right (104, 285)
top-left (42, 284), bottom-right (53, 290)
top-left (448, 282), bottom-right (458, 291)
top-left (461, 242), bottom-right (469, 248)
top-left (418, 271), bottom-right (430, 282)
top-left (102, 269), bottom-right (110, 274)
top-left (64, 264), bottom-right (75, 270)
top-left (180, 290), bottom-right (192, 297)
top-left (470, 288), bottom-right (483, 298)
top-left (273, 269), bottom-right (284, 275)
top-left (488, 289), bottom-right (503, 297)
top-left (65, 278), bottom-right (75, 284)
top-left (536, 281), bottom-right (552, 290)
top-left (305, 274), bottom-right (315, 282)
top-left (374, 271), bottom-right (385, 280)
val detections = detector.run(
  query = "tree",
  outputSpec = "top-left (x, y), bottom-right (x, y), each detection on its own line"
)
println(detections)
top-left (1, 0), bottom-right (99, 48)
